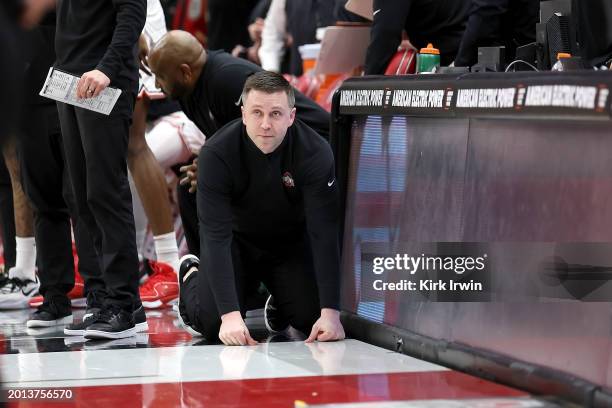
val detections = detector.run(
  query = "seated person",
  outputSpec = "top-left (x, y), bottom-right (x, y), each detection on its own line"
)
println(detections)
top-left (176, 71), bottom-right (345, 346)
top-left (364, 0), bottom-right (471, 75)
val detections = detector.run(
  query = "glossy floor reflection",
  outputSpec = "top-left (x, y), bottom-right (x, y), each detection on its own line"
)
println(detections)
top-left (0, 308), bottom-right (546, 407)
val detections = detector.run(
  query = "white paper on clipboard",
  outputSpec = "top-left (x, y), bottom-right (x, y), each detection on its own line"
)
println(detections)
top-left (39, 67), bottom-right (122, 115)
top-left (344, 0), bottom-right (373, 21)
top-left (314, 26), bottom-right (371, 75)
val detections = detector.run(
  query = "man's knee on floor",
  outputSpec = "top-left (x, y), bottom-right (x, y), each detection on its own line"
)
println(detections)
top-left (182, 298), bottom-right (222, 340)
top-left (194, 315), bottom-right (221, 340)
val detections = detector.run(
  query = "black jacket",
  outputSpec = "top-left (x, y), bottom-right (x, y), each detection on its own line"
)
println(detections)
top-left (454, 0), bottom-right (538, 67)
top-left (55, 0), bottom-right (146, 92)
top-left (197, 118), bottom-right (340, 314)
top-left (364, 0), bottom-right (471, 74)
top-left (180, 50), bottom-right (330, 140)
top-left (573, 0), bottom-right (612, 66)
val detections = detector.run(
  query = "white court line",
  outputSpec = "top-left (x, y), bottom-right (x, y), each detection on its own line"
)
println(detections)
top-left (1, 339), bottom-right (447, 388)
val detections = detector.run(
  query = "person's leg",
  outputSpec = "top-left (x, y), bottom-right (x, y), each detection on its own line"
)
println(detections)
top-left (127, 98), bottom-right (179, 271)
top-left (144, 114), bottom-right (193, 170)
top-left (263, 239), bottom-right (320, 336)
top-left (128, 171), bottom-right (148, 259)
top-left (146, 111), bottom-right (205, 261)
top-left (177, 180), bottom-right (200, 257)
top-left (0, 155), bottom-right (16, 271)
top-left (58, 95), bottom-right (140, 329)
top-left (2, 137), bottom-right (36, 282)
top-left (18, 104), bottom-right (73, 314)
top-left (57, 124), bottom-right (106, 308)
top-left (71, 103), bottom-right (140, 313)
top-left (179, 237), bottom-right (259, 340)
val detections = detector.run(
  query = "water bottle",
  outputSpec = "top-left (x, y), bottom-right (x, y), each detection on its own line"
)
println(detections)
top-left (416, 43), bottom-right (440, 74)
top-left (552, 52), bottom-right (571, 71)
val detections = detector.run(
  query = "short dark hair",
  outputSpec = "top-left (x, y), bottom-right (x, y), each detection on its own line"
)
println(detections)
top-left (240, 71), bottom-right (295, 109)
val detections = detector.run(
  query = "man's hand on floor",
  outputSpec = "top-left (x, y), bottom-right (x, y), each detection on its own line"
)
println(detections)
top-left (306, 308), bottom-right (345, 343)
top-left (220, 311), bottom-right (258, 346)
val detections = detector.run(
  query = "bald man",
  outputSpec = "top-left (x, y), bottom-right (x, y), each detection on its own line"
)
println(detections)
top-left (149, 30), bottom-right (330, 140)
top-left (148, 30), bottom-right (331, 256)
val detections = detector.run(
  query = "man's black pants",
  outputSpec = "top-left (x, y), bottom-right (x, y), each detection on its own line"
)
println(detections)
top-left (180, 235), bottom-right (320, 340)
top-left (177, 181), bottom-right (199, 257)
top-left (19, 104), bottom-right (105, 313)
top-left (56, 98), bottom-right (139, 312)
top-left (0, 155), bottom-right (15, 271)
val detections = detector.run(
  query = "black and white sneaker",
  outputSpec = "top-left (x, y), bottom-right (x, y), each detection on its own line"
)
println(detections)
top-left (27, 303), bottom-right (72, 328)
top-left (176, 254), bottom-right (202, 336)
top-left (84, 305), bottom-right (136, 339)
top-left (264, 295), bottom-right (289, 333)
top-left (82, 307), bottom-right (102, 321)
top-left (133, 304), bottom-right (149, 332)
top-left (64, 297), bottom-right (106, 336)
top-left (0, 275), bottom-right (40, 309)
top-left (67, 305), bottom-right (146, 336)
top-left (64, 312), bottom-right (99, 336)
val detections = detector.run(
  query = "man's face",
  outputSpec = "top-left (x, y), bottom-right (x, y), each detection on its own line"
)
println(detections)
top-left (149, 52), bottom-right (191, 99)
top-left (241, 90), bottom-right (296, 154)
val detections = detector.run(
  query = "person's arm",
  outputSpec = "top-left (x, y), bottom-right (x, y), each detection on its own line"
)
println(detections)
top-left (198, 145), bottom-right (258, 346)
top-left (364, 0), bottom-right (412, 75)
top-left (142, 0), bottom-right (167, 48)
top-left (301, 144), bottom-right (340, 310)
top-left (77, 0), bottom-right (146, 98)
top-left (249, 0), bottom-right (271, 24)
top-left (259, 0), bottom-right (286, 72)
top-left (96, 0), bottom-right (146, 84)
top-left (454, 0), bottom-right (509, 67)
top-left (197, 147), bottom-right (240, 315)
top-left (300, 140), bottom-right (344, 342)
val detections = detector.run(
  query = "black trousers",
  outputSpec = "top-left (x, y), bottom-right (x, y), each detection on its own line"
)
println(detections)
top-left (0, 155), bottom-right (15, 270)
top-left (19, 104), bottom-right (105, 312)
top-left (177, 181), bottom-right (200, 257)
top-left (181, 236), bottom-right (320, 340)
top-left (56, 98), bottom-right (139, 312)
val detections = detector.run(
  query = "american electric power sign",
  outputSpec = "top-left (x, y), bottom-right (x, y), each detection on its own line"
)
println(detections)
top-left (339, 81), bottom-right (611, 118)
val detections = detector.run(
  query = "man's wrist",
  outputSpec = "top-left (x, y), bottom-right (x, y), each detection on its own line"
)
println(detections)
top-left (221, 310), bottom-right (242, 321)
top-left (321, 308), bottom-right (340, 318)
top-left (94, 65), bottom-right (113, 83)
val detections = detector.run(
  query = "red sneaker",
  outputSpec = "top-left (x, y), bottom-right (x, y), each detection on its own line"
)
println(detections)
top-left (139, 261), bottom-right (179, 309)
top-left (29, 269), bottom-right (86, 308)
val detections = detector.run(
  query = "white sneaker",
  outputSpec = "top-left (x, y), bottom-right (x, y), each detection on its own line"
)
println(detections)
top-left (0, 274), bottom-right (39, 309)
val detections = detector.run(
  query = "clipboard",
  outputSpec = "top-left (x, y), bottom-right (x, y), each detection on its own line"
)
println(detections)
top-left (39, 67), bottom-right (122, 115)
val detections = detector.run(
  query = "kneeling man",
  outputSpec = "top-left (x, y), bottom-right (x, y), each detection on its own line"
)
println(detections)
top-left (178, 71), bottom-right (344, 345)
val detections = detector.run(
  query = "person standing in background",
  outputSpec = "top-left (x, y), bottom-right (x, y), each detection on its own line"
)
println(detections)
top-left (364, 0), bottom-right (470, 75)
top-left (54, 0), bottom-right (146, 339)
